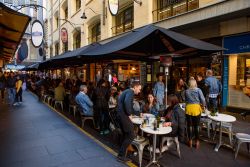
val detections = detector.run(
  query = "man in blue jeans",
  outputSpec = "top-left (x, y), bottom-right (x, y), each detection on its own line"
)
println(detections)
top-left (205, 70), bottom-right (222, 111)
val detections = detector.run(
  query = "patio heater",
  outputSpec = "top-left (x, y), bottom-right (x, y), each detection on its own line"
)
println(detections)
top-left (160, 55), bottom-right (173, 109)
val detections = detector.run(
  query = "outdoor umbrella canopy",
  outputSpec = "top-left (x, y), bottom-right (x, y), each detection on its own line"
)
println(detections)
top-left (22, 62), bottom-right (40, 71)
top-left (0, 2), bottom-right (31, 62)
top-left (39, 24), bottom-right (225, 69)
top-left (81, 24), bottom-right (225, 60)
top-left (39, 43), bottom-right (101, 69)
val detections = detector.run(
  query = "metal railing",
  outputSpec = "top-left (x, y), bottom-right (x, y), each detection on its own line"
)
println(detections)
top-left (152, 0), bottom-right (199, 22)
top-left (111, 21), bottom-right (134, 35)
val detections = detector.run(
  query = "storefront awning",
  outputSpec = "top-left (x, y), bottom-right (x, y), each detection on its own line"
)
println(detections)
top-left (0, 3), bottom-right (31, 62)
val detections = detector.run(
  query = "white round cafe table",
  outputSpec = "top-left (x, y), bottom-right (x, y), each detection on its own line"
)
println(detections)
top-left (140, 126), bottom-right (172, 167)
top-left (208, 113), bottom-right (236, 151)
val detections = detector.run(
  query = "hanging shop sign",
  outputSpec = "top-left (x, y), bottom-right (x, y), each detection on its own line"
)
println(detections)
top-left (108, 0), bottom-right (119, 16)
top-left (17, 40), bottom-right (28, 62)
top-left (31, 20), bottom-right (44, 48)
top-left (61, 28), bottom-right (68, 44)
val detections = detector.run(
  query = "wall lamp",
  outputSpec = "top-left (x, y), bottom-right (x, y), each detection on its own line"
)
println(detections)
top-left (58, 19), bottom-right (83, 33)
top-left (80, 7), bottom-right (103, 19)
top-left (134, 0), bottom-right (142, 6)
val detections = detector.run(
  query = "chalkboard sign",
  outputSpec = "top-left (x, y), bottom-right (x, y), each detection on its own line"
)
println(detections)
top-left (140, 62), bottom-right (147, 86)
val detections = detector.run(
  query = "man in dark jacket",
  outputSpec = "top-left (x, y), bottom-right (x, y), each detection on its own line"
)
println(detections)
top-left (117, 81), bottom-right (142, 163)
top-left (6, 72), bottom-right (16, 105)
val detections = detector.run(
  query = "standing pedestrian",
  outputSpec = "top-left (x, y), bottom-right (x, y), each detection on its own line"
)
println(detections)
top-left (6, 72), bottom-right (16, 105)
top-left (14, 75), bottom-right (23, 105)
top-left (92, 79), bottom-right (110, 135)
top-left (205, 70), bottom-right (222, 111)
top-left (0, 71), bottom-right (6, 103)
top-left (185, 78), bottom-right (206, 149)
top-left (117, 81), bottom-right (142, 163)
top-left (153, 73), bottom-right (165, 109)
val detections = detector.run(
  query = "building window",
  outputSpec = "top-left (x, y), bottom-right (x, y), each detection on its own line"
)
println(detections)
top-left (65, 7), bottom-right (68, 19)
top-left (55, 16), bottom-right (59, 29)
top-left (63, 42), bottom-right (68, 52)
top-left (89, 23), bottom-right (101, 43)
top-left (50, 46), bottom-right (53, 57)
top-left (153, 0), bottom-right (199, 21)
top-left (55, 43), bottom-right (59, 56)
top-left (76, 0), bottom-right (81, 11)
top-left (73, 31), bottom-right (81, 49)
top-left (111, 6), bottom-right (133, 35)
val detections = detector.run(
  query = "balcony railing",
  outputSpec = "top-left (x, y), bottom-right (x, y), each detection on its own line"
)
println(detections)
top-left (152, 0), bottom-right (199, 22)
top-left (111, 21), bottom-right (134, 35)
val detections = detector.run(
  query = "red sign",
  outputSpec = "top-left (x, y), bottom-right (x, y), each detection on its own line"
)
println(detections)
top-left (160, 56), bottom-right (172, 66)
top-left (61, 28), bottom-right (68, 43)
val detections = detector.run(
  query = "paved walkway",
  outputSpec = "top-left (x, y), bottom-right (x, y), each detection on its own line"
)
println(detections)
top-left (0, 91), bottom-right (250, 167)
top-left (0, 91), bottom-right (126, 167)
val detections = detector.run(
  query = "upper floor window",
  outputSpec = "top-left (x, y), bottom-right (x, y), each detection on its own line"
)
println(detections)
top-left (55, 43), bottom-right (59, 56)
top-left (55, 16), bottom-right (59, 29)
top-left (73, 31), bottom-right (81, 49)
top-left (65, 7), bottom-right (68, 19)
top-left (63, 42), bottom-right (68, 52)
top-left (153, 0), bottom-right (199, 22)
top-left (112, 6), bottom-right (133, 35)
top-left (89, 22), bottom-right (101, 43)
top-left (76, 0), bottom-right (81, 11)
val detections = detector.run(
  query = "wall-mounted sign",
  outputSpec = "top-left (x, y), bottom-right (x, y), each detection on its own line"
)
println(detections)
top-left (61, 28), bottom-right (68, 43)
top-left (17, 40), bottom-right (28, 62)
top-left (108, 0), bottom-right (119, 16)
top-left (31, 20), bottom-right (44, 48)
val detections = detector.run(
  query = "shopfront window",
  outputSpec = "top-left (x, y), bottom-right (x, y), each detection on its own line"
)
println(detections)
top-left (111, 6), bottom-right (134, 35)
top-left (153, 0), bottom-right (199, 22)
top-left (228, 54), bottom-right (250, 109)
top-left (118, 63), bottom-right (140, 82)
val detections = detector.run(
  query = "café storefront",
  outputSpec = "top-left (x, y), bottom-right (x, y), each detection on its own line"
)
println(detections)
top-left (223, 33), bottom-right (250, 110)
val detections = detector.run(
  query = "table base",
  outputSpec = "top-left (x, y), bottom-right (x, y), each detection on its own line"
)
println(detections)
top-left (145, 160), bottom-right (161, 167)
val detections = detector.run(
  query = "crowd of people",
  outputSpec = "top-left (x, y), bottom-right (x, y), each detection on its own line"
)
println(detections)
top-left (0, 71), bottom-right (24, 106)
top-left (0, 68), bottom-right (222, 164)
